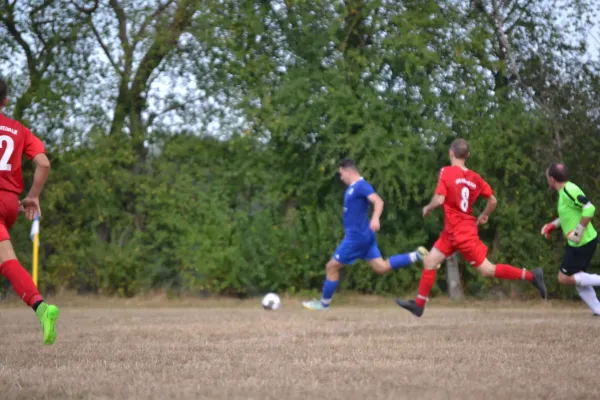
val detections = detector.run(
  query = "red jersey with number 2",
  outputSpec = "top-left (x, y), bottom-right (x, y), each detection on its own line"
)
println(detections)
top-left (0, 114), bottom-right (46, 195)
top-left (435, 166), bottom-right (493, 235)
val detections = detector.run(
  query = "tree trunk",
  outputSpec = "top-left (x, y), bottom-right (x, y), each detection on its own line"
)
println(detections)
top-left (446, 252), bottom-right (464, 300)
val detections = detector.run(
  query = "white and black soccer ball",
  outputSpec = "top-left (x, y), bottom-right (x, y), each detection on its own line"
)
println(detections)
top-left (261, 293), bottom-right (281, 310)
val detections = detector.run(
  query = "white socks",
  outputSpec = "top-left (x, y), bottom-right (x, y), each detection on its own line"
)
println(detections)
top-left (573, 272), bottom-right (600, 286)
top-left (576, 285), bottom-right (600, 315)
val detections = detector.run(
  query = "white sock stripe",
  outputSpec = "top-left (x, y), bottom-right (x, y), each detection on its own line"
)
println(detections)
top-left (321, 298), bottom-right (332, 305)
top-left (410, 252), bottom-right (418, 263)
top-left (522, 268), bottom-right (526, 280)
top-left (417, 294), bottom-right (429, 302)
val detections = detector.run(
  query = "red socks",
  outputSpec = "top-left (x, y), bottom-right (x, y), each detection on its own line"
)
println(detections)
top-left (494, 264), bottom-right (533, 282)
top-left (416, 269), bottom-right (437, 307)
top-left (413, 264), bottom-right (532, 308)
top-left (0, 259), bottom-right (43, 307)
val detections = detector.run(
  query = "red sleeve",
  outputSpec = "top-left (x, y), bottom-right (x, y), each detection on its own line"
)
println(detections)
top-left (434, 168), bottom-right (448, 196)
top-left (23, 127), bottom-right (45, 160)
top-left (480, 176), bottom-right (493, 198)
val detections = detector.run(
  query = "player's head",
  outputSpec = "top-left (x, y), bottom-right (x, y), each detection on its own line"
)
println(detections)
top-left (0, 79), bottom-right (7, 109)
top-left (546, 163), bottom-right (568, 189)
top-left (449, 139), bottom-right (470, 162)
top-left (338, 158), bottom-right (360, 185)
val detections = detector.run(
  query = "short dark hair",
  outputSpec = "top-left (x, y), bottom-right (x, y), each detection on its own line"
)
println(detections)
top-left (339, 158), bottom-right (358, 171)
top-left (450, 138), bottom-right (470, 159)
top-left (547, 163), bottom-right (568, 183)
top-left (0, 79), bottom-right (6, 105)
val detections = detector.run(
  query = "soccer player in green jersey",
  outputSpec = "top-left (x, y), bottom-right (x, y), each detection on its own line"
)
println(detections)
top-left (542, 163), bottom-right (600, 315)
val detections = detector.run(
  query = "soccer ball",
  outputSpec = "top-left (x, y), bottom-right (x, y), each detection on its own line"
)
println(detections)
top-left (261, 293), bottom-right (281, 310)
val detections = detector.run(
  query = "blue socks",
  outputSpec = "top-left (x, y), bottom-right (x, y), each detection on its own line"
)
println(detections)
top-left (320, 279), bottom-right (339, 307)
top-left (319, 252), bottom-right (418, 307)
top-left (389, 252), bottom-right (417, 270)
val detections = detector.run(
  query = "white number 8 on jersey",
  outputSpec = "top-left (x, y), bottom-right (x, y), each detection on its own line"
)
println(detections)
top-left (460, 186), bottom-right (469, 212)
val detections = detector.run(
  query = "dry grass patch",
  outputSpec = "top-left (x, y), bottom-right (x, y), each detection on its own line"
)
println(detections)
top-left (1, 302), bottom-right (599, 399)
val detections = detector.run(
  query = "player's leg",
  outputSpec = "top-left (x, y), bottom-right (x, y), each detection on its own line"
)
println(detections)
top-left (575, 285), bottom-right (600, 315)
top-left (303, 258), bottom-right (345, 311)
top-left (558, 238), bottom-right (600, 286)
top-left (556, 238), bottom-right (600, 314)
top-left (302, 240), bottom-right (358, 311)
top-left (395, 232), bottom-right (453, 317)
top-left (0, 199), bottom-right (41, 309)
top-left (557, 271), bottom-right (577, 285)
top-left (320, 258), bottom-right (344, 307)
top-left (0, 238), bottom-right (60, 345)
top-left (0, 239), bottom-right (43, 308)
top-left (565, 271), bottom-right (600, 286)
top-left (367, 246), bottom-right (429, 274)
top-left (467, 239), bottom-right (547, 299)
top-left (0, 198), bottom-right (60, 345)
top-left (394, 247), bottom-right (447, 316)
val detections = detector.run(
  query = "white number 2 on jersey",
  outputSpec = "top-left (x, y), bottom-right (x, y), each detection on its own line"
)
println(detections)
top-left (460, 186), bottom-right (469, 212)
top-left (0, 135), bottom-right (14, 171)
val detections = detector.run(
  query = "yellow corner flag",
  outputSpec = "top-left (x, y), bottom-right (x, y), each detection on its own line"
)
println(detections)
top-left (30, 213), bottom-right (40, 286)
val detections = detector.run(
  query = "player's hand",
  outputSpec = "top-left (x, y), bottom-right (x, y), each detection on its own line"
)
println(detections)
top-left (369, 217), bottom-right (380, 232)
top-left (540, 223), bottom-right (557, 239)
top-left (540, 219), bottom-right (560, 239)
top-left (566, 224), bottom-right (585, 244)
top-left (19, 196), bottom-right (41, 221)
top-left (422, 205), bottom-right (432, 218)
top-left (476, 214), bottom-right (488, 225)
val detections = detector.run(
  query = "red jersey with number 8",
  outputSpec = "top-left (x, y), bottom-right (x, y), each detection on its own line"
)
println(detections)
top-left (435, 166), bottom-right (493, 234)
top-left (0, 114), bottom-right (46, 195)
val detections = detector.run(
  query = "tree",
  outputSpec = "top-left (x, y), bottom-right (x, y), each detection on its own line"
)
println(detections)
top-left (70, 0), bottom-right (202, 150)
top-left (0, 0), bottom-right (93, 147)
top-left (1, 0), bottom-right (599, 298)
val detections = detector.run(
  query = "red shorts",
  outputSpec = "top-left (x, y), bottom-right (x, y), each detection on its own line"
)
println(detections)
top-left (433, 229), bottom-right (488, 267)
top-left (0, 192), bottom-right (19, 242)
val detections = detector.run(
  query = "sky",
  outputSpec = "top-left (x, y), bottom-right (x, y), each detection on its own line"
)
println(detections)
top-left (586, 25), bottom-right (600, 60)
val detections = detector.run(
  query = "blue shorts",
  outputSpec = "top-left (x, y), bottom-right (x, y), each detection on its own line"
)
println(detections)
top-left (332, 236), bottom-right (382, 265)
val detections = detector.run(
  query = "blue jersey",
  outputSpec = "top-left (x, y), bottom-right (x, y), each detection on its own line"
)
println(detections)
top-left (343, 178), bottom-right (375, 239)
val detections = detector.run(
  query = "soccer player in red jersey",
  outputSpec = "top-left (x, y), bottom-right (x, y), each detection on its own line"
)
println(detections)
top-left (396, 139), bottom-right (547, 317)
top-left (0, 79), bottom-right (60, 344)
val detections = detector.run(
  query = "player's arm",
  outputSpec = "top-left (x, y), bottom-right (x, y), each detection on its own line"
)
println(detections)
top-left (23, 128), bottom-right (50, 199)
top-left (475, 177), bottom-right (496, 225)
top-left (367, 193), bottom-right (384, 221)
top-left (576, 193), bottom-right (595, 225)
top-left (28, 153), bottom-right (51, 198)
top-left (20, 129), bottom-right (50, 220)
top-left (541, 218), bottom-right (561, 239)
top-left (567, 191), bottom-right (596, 243)
top-left (424, 168), bottom-right (447, 217)
top-left (476, 195), bottom-right (497, 225)
top-left (423, 194), bottom-right (445, 217)
top-left (367, 193), bottom-right (383, 232)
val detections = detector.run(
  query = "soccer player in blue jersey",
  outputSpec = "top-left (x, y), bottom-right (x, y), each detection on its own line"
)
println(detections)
top-left (302, 159), bottom-right (430, 310)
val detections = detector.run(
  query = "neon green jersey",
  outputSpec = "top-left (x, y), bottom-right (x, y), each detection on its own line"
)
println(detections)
top-left (557, 181), bottom-right (597, 247)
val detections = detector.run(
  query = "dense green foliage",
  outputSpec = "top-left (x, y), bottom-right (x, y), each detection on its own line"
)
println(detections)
top-left (1, 0), bottom-right (599, 299)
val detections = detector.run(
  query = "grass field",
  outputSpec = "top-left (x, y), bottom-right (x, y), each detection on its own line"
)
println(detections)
top-left (1, 296), bottom-right (599, 399)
